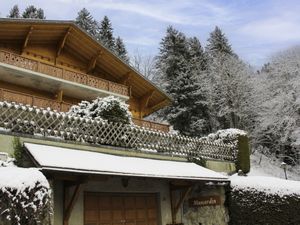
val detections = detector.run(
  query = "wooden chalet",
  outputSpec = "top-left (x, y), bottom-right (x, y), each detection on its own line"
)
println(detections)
top-left (0, 18), bottom-right (171, 132)
top-left (0, 19), bottom-right (244, 225)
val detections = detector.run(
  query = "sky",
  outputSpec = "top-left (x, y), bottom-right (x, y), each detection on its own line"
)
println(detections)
top-left (1, 0), bottom-right (300, 67)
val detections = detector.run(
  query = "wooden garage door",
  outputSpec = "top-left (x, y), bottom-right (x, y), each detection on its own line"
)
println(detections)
top-left (84, 193), bottom-right (159, 225)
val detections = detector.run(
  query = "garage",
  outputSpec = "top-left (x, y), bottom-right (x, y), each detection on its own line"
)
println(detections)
top-left (84, 193), bottom-right (159, 225)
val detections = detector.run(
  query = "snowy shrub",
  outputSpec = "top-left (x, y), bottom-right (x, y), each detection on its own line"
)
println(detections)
top-left (0, 167), bottom-right (51, 225)
top-left (200, 128), bottom-right (247, 146)
top-left (201, 129), bottom-right (250, 173)
top-left (229, 176), bottom-right (300, 225)
top-left (68, 96), bottom-right (132, 124)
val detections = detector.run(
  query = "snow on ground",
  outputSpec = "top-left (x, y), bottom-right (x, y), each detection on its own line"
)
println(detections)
top-left (0, 167), bottom-right (49, 191)
top-left (230, 174), bottom-right (300, 196)
top-left (249, 152), bottom-right (300, 181)
top-left (230, 151), bottom-right (300, 196)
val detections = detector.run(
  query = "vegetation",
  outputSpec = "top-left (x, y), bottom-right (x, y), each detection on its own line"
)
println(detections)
top-left (7, 4), bottom-right (45, 19)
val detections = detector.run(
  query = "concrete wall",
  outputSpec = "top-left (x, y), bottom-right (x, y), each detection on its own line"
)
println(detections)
top-left (53, 177), bottom-right (172, 225)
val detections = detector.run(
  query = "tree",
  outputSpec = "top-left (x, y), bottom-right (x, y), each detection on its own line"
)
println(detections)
top-left (207, 55), bottom-right (254, 131)
top-left (22, 5), bottom-right (45, 19)
top-left (98, 16), bottom-right (115, 51)
top-left (155, 26), bottom-right (211, 136)
top-left (7, 5), bottom-right (20, 18)
top-left (206, 26), bottom-right (234, 57)
top-left (115, 36), bottom-right (129, 63)
top-left (75, 8), bottom-right (99, 37)
top-left (253, 46), bottom-right (300, 163)
top-left (132, 49), bottom-right (155, 79)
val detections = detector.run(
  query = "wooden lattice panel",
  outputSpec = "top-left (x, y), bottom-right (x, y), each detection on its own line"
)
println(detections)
top-left (0, 101), bottom-right (237, 161)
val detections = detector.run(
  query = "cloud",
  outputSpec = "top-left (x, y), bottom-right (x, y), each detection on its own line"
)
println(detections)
top-left (239, 17), bottom-right (300, 42)
top-left (87, 0), bottom-right (235, 26)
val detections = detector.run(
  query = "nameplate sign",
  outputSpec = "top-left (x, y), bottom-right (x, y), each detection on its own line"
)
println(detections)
top-left (189, 196), bottom-right (221, 207)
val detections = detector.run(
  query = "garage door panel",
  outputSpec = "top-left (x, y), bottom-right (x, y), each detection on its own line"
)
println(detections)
top-left (148, 209), bottom-right (157, 219)
top-left (99, 210), bottom-right (111, 221)
top-left (125, 209), bottom-right (135, 219)
top-left (112, 209), bottom-right (123, 220)
top-left (99, 196), bottom-right (111, 209)
top-left (85, 193), bottom-right (158, 225)
top-left (136, 197), bottom-right (146, 208)
top-left (85, 210), bottom-right (98, 221)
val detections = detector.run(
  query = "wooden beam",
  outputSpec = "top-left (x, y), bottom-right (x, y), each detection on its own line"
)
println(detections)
top-left (63, 182), bottom-right (84, 225)
top-left (140, 90), bottom-right (154, 117)
top-left (173, 186), bottom-right (193, 217)
top-left (22, 26), bottom-right (33, 53)
top-left (56, 90), bottom-right (63, 102)
top-left (119, 72), bottom-right (131, 85)
top-left (87, 50), bottom-right (102, 73)
top-left (56, 27), bottom-right (72, 58)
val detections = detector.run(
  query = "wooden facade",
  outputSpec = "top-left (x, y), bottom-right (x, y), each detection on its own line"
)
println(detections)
top-left (0, 19), bottom-right (171, 132)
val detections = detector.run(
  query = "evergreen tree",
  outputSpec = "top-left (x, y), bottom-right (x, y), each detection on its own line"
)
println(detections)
top-left (75, 8), bottom-right (99, 37)
top-left (7, 5), bottom-right (20, 18)
top-left (155, 26), bottom-right (210, 136)
top-left (115, 36), bottom-right (129, 63)
top-left (22, 5), bottom-right (45, 19)
top-left (206, 26), bottom-right (234, 57)
top-left (98, 16), bottom-right (115, 51)
top-left (188, 37), bottom-right (207, 71)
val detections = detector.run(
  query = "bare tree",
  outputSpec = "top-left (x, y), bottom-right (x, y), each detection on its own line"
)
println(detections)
top-left (131, 49), bottom-right (156, 80)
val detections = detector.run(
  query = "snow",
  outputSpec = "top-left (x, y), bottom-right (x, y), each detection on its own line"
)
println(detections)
top-left (230, 152), bottom-right (300, 197)
top-left (200, 128), bottom-right (247, 146)
top-left (24, 142), bottom-right (228, 181)
top-left (0, 167), bottom-right (49, 191)
top-left (230, 175), bottom-right (300, 196)
top-left (249, 152), bottom-right (300, 181)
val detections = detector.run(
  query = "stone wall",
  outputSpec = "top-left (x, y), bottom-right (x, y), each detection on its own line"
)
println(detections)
top-left (182, 184), bottom-right (229, 225)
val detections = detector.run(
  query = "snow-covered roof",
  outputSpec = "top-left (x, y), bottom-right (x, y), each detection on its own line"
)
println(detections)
top-left (24, 143), bottom-right (228, 181)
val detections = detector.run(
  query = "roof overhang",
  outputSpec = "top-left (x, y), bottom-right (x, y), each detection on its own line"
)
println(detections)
top-left (24, 143), bottom-right (228, 182)
top-left (0, 18), bottom-right (172, 114)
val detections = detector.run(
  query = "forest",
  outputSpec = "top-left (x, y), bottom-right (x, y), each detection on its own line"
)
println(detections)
top-left (6, 5), bottom-right (300, 166)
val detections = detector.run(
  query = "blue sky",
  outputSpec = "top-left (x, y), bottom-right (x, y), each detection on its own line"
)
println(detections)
top-left (1, 0), bottom-right (300, 67)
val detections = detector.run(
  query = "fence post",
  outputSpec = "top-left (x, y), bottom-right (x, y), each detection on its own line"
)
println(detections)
top-left (236, 135), bottom-right (250, 173)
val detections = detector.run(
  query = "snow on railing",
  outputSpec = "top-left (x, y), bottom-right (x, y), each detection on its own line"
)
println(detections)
top-left (0, 102), bottom-right (237, 162)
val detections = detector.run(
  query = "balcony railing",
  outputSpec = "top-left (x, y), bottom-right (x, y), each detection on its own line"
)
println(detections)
top-left (0, 88), bottom-right (170, 132)
top-left (0, 50), bottom-right (129, 97)
top-left (0, 101), bottom-right (237, 162)
top-left (132, 118), bottom-right (169, 133)
top-left (0, 88), bottom-right (73, 112)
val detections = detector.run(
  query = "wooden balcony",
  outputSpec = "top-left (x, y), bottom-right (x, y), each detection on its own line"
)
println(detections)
top-left (0, 50), bottom-right (129, 97)
top-left (0, 88), bottom-right (170, 132)
top-left (132, 118), bottom-right (169, 133)
top-left (0, 88), bottom-right (72, 112)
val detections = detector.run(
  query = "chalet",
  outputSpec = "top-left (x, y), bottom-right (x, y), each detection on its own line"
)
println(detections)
top-left (0, 19), bottom-right (247, 225)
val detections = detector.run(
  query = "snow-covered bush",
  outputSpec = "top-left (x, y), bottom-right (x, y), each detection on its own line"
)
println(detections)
top-left (200, 128), bottom-right (247, 146)
top-left (0, 167), bottom-right (51, 225)
top-left (68, 96), bottom-right (132, 124)
top-left (201, 129), bottom-right (250, 173)
top-left (229, 175), bottom-right (300, 225)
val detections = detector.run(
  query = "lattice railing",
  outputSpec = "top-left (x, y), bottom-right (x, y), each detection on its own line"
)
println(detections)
top-left (0, 50), bottom-right (129, 97)
top-left (0, 102), bottom-right (237, 162)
